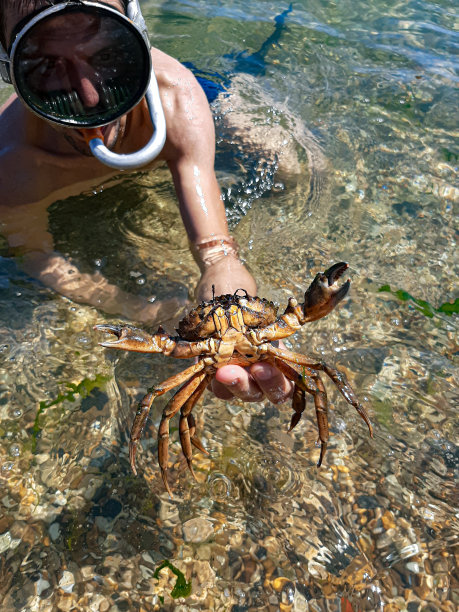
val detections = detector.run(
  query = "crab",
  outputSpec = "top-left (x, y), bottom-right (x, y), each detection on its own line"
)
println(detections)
top-left (95, 262), bottom-right (373, 495)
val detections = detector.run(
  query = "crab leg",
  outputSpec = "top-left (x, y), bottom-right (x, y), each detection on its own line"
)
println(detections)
top-left (187, 413), bottom-right (208, 454)
top-left (309, 371), bottom-right (329, 467)
top-left (272, 358), bottom-right (330, 466)
top-left (158, 371), bottom-right (208, 496)
top-left (129, 360), bottom-right (206, 475)
top-left (179, 374), bottom-right (211, 479)
top-left (289, 384), bottom-right (306, 432)
top-left (265, 345), bottom-right (373, 438)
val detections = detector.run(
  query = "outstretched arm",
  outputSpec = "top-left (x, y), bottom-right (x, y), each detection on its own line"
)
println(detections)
top-left (155, 51), bottom-right (255, 300)
top-left (154, 51), bottom-right (293, 403)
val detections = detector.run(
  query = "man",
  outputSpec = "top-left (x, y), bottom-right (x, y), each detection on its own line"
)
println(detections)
top-left (0, 0), bottom-right (293, 403)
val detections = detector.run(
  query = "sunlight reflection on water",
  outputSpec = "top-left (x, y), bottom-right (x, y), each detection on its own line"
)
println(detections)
top-left (0, 0), bottom-right (457, 610)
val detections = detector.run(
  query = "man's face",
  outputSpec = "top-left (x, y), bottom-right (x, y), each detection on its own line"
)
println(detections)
top-left (5, 1), bottom-right (129, 153)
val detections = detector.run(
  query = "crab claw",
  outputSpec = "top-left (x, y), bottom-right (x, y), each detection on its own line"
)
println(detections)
top-left (94, 324), bottom-right (169, 353)
top-left (302, 262), bottom-right (351, 322)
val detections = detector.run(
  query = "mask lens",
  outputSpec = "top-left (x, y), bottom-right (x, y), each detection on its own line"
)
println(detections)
top-left (11, 5), bottom-right (151, 126)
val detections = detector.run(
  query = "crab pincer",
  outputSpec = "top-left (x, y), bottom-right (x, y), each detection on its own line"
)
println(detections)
top-left (94, 324), bottom-right (177, 354)
top-left (302, 261), bottom-right (351, 322)
top-left (94, 323), bottom-right (151, 348)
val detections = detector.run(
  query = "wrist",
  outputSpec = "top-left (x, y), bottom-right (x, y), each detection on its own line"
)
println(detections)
top-left (190, 234), bottom-right (240, 272)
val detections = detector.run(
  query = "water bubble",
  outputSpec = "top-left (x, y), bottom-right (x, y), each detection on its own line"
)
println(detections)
top-left (282, 584), bottom-right (295, 604)
top-left (208, 473), bottom-right (233, 501)
top-left (1, 461), bottom-right (14, 475)
top-left (9, 444), bottom-right (20, 457)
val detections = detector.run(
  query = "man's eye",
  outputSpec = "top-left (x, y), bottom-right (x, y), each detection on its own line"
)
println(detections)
top-left (92, 48), bottom-right (116, 67)
top-left (31, 56), bottom-right (60, 78)
top-left (42, 57), bottom-right (57, 71)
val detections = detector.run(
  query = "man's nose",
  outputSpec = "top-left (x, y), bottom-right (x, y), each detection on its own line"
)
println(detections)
top-left (70, 58), bottom-right (100, 107)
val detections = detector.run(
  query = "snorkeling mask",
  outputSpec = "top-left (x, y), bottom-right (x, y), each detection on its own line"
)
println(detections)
top-left (0, 0), bottom-right (166, 169)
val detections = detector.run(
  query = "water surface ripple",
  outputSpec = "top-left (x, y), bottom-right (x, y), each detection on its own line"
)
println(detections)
top-left (0, 1), bottom-right (457, 610)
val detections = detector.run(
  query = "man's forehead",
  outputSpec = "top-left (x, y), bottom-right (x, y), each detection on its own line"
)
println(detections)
top-left (4, 1), bottom-right (126, 39)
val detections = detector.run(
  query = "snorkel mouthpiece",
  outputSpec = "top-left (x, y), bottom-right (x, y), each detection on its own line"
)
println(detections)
top-left (87, 81), bottom-right (167, 170)
top-left (82, 127), bottom-right (104, 147)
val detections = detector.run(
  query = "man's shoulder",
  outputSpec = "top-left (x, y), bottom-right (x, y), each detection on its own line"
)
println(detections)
top-left (0, 145), bottom-right (43, 207)
top-left (151, 47), bottom-right (202, 93)
top-left (1, 99), bottom-right (38, 205)
top-left (0, 94), bottom-right (24, 143)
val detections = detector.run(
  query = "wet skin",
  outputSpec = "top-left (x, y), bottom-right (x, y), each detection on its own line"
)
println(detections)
top-left (0, 0), bottom-right (294, 405)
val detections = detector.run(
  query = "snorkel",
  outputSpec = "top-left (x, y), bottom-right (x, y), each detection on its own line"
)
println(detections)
top-left (0, 0), bottom-right (166, 170)
top-left (85, 0), bottom-right (166, 169)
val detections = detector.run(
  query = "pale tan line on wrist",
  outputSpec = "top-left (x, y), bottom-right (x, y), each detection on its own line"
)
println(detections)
top-left (190, 235), bottom-right (239, 269)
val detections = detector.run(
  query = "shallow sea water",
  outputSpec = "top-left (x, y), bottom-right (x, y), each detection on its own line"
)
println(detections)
top-left (0, 1), bottom-right (457, 610)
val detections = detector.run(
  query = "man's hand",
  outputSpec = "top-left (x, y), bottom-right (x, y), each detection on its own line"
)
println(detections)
top-left (211, 361), bottom-right (294, 404)
top-left (195, 253), bottom-right (256, 301)
top-left (23, 250), bottom-right (188, 325)
top-left (195, 258), bottom-right (294, 405)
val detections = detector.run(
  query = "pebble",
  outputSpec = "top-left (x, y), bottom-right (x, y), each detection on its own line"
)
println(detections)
top-left (159, 498), bottom-right (180, 525)
top-left (58, 570), bottom-right (75, 593)
top-left (182, 517), bottom-right (214, 543)
top-left (34, 575), bottom-right (51, 597)
top-left (48, 522), bottom-right (61, 541)
top-left (0, 530), bottom-right (21, 553)
top-left (308, 561), bottom-right (328, 580)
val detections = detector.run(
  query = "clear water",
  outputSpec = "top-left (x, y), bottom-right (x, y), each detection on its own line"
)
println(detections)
top-left (0, 1), bottom-right (457, 610)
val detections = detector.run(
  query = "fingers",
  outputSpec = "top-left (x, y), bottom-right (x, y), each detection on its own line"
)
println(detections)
top-left (250, 362), bottom-right (294, 404)
top-left (212, 365), bottom-right (264, 402)
top-left (211, 363), bottom-right (294, 404)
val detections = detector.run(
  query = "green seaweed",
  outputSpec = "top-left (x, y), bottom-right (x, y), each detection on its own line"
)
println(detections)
top-left (378, 285), bottom-right (459, 319)
top-left (63, 510), bottom-right (86, 552)
top-left (440, 148), bottom-right (458, 164)
top-left (153, 560), bottom-right (192, 600)
top-left (32, 375), bottom-right (109, 452)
